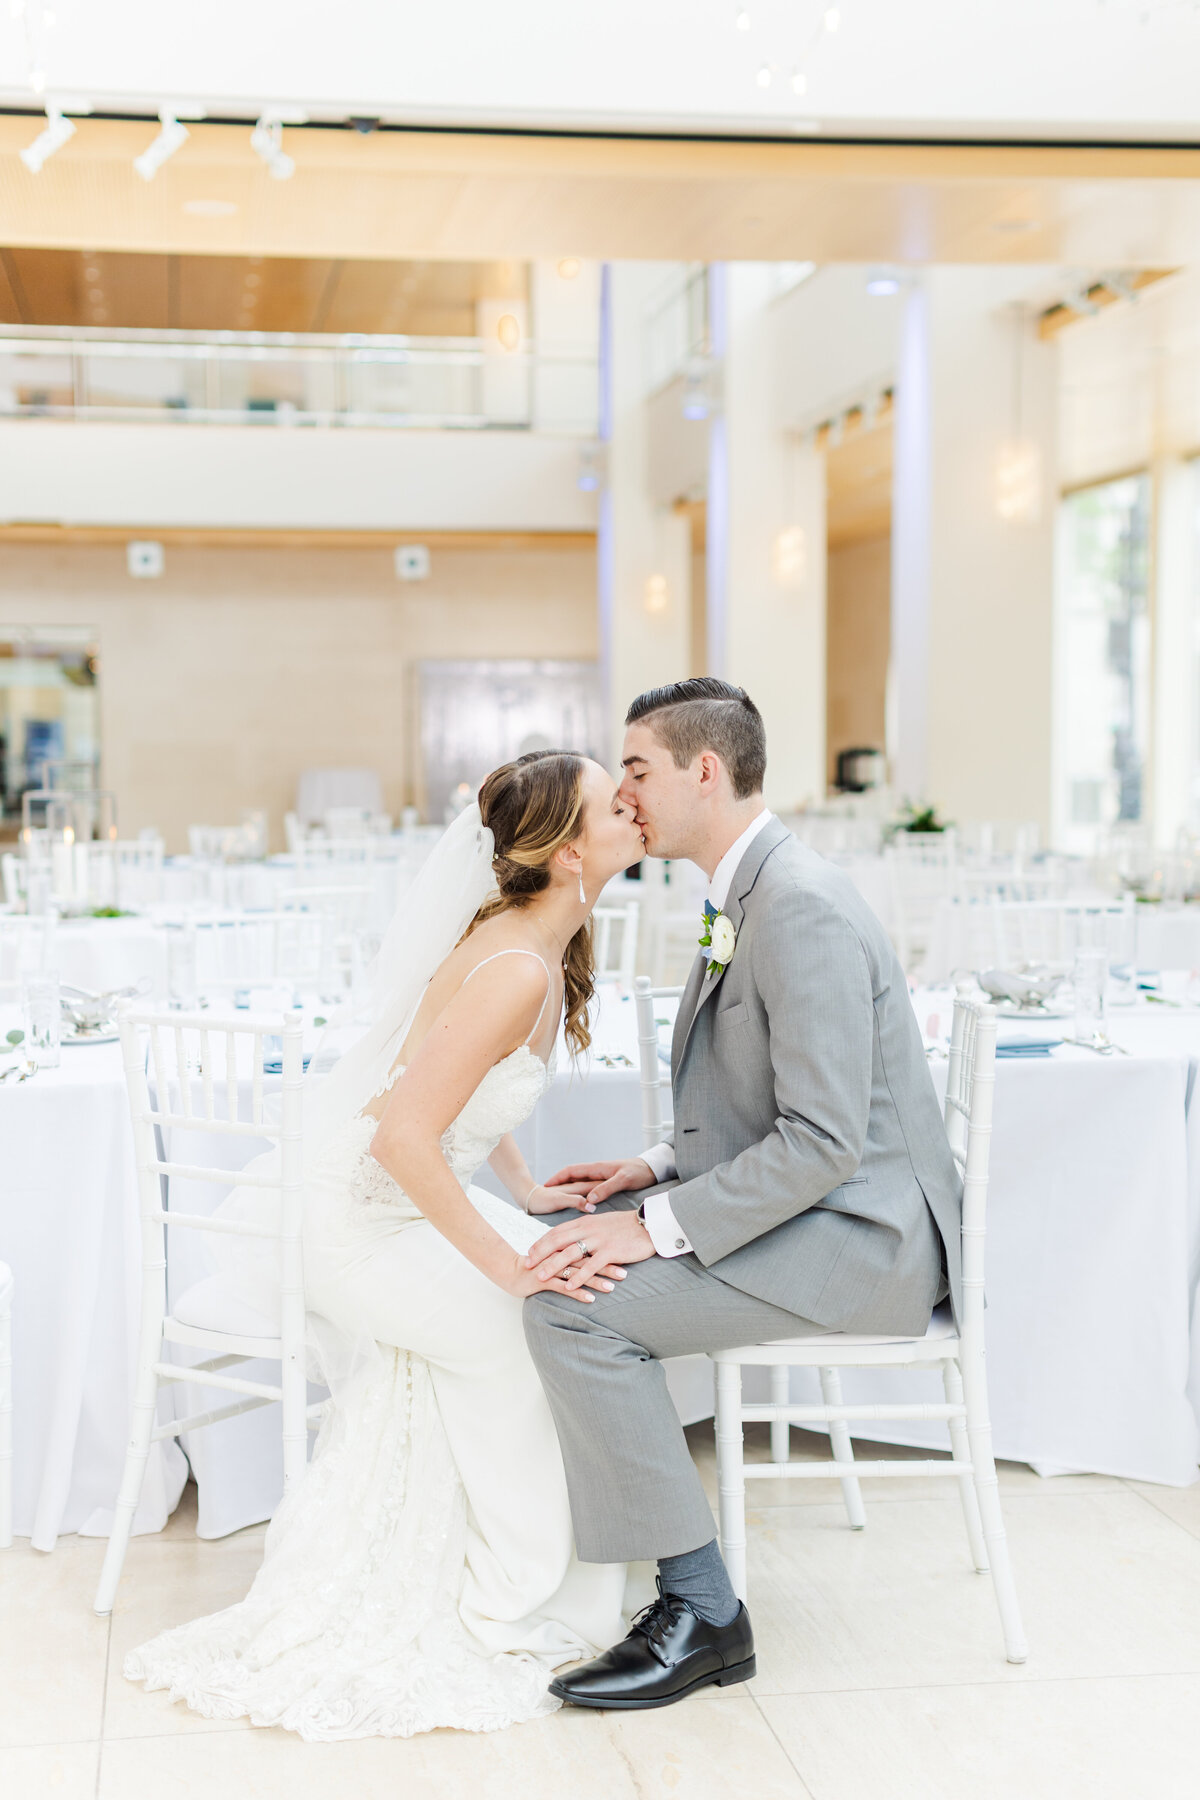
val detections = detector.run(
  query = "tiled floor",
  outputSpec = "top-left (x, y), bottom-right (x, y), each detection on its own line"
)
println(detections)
top-left (4, 1425), bottom-right (1200, 1799)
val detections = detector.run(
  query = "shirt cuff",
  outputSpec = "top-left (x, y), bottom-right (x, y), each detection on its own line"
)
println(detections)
top-left (640, 1141), bottom-right (677, 1184)
top-left (642, 1192), bottom-right (693, 1258)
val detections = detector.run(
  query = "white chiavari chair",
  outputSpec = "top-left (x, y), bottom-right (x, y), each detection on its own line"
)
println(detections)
top-left (282, 884), bottom-right (376, 993)
top-left (322, 806), bottom-right (393, 840)
top-left (785, 814), bottom-right (883, 857)
top-left (956, 869), bottom-right (1062, 906)
top-left (926, 896), bottom-right (1136, 984)
top-left (114, 836), bottom-right (165, 909)
top-left (0, 1260), bottom-right (11, 1549)
top-left (708, 993), bottom-right (1027, 1664)
top-left (885, 831), bottom-right (958, 977)
top-left (179, 913), bottom-right (332, 1001)
top-left (634, 975), bottom-right (684, 1150)
top-left (94, 1005), bottom-right (319, 1615)
top-left (593, 901), bottom-right (640, 988)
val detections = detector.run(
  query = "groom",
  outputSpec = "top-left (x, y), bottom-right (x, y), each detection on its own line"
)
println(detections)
top-left (522, 677), bottom-right (962, 1710)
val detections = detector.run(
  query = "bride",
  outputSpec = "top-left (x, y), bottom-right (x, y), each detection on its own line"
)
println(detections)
top-left (125, 750), bottom-right (648, 1739)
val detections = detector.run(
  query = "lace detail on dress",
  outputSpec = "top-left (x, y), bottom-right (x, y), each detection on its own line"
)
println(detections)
top-left (124, 1039), bottom-right (583, 1740)
top-left (124, 1350), bottom-right (560, 1738)
top-left (323, 1046), bottom-right (552, 1229)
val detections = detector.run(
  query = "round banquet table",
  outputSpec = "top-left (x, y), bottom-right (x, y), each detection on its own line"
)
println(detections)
top-left (0, 1017), bottom-right (187, 1550)
top-left (6, 981), bottom-right (1200, 1548)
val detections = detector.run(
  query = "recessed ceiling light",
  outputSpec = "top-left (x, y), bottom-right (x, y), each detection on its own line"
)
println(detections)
top-left (182, 198), bottom-right (238, 218)
top-left (245, 272), bottom-right (261, 287)
top-left (88, 287), bottom-right (103, 302)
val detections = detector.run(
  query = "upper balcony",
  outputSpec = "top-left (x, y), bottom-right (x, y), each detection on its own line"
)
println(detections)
top-left (0, 322), bottom-right (599, 436)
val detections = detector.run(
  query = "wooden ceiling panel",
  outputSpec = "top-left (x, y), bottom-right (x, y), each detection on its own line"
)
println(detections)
top-left (2, 119), bottom-right (1200, 268)
top-left (0, 246), bottom-right (524, 334)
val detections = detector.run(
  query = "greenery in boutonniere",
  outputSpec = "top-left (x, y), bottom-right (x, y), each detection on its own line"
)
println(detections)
top-left (91, 906), bottom-right (133, 918)
top-left (699, 900), bottom-right (738, 978)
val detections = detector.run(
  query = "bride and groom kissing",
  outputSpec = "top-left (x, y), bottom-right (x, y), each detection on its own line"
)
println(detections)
top-left (126, 676), bottom-right (962, 1740)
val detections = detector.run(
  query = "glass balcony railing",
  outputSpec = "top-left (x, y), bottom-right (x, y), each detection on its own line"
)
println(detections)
top-left (0, 325), bottom-right (599, 434)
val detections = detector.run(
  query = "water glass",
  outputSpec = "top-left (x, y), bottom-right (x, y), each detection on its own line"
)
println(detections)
top-left (1105, 905), bottom-right (1138, 1007)
top-left (166, 921), bottom-right (199, 1009)
top-left (21, 968), bottom-right (62, 1069)
top-left (1072, 947), bottom-right (1108, 1041)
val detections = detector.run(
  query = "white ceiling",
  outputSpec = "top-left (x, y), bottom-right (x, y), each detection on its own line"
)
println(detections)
top-left (3, 0), bottom-right (1200, 140)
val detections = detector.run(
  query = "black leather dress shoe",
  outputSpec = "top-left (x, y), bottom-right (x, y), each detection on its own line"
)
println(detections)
top-left (548, 1581), bottom-right (755, 1710)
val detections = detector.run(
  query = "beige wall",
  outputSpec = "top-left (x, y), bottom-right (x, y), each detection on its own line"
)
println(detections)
top-left (0, 540), bottom-right (596, 850)
top-left (826, 532), bottom-right (891, 787)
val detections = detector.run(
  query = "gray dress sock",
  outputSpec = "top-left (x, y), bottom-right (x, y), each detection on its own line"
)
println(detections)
top-left (658, 1537), bottom-right (740, 1627)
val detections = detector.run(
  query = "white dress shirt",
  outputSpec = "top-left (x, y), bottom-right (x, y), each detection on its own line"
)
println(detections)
top-left (639, 809), bottom-right (774, 1257)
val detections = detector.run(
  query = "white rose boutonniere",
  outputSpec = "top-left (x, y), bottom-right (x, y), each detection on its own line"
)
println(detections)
top-left (699, 902), bottom-right (737, 978)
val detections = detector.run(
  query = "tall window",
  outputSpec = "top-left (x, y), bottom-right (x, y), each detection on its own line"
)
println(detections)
top-left (1055, 474), bottom-right (1151, 851)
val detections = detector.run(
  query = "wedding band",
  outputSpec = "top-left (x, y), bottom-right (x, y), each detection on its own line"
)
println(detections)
top-left (577, 1240), bottom-right (589, 1257)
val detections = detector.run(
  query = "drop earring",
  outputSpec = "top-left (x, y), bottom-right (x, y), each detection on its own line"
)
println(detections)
top-left (578, 864), bottom-right (586, 905)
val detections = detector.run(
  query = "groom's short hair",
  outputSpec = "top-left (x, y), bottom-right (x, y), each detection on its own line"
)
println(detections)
top-left (626, 678), bottom-right (766, 800)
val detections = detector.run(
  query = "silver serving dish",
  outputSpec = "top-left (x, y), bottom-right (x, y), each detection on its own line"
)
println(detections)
top-left (59, 981), bottom-right (146, 1038)
top-left (976, 967), bottom-right (1067, 1010)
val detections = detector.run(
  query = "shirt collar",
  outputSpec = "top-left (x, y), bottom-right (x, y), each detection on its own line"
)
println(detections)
top-left (707, 809), bottom-right (774, 912)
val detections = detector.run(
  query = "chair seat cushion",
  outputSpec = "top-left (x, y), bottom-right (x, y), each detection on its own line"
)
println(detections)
top-left (171, 1275), bottom-right (279, 1339)
top-left (767, 1299), bottom-right (957, 1349)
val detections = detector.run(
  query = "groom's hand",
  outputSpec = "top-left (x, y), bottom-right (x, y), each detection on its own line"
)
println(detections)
top-left (525, 1210), bottom-right (656, 1296)
top-left (543, 1157), bottom-right (657, 1207)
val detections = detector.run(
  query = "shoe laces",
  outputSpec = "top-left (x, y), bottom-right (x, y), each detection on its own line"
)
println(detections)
top-left (631, 1579), bottom-right (692, 1656)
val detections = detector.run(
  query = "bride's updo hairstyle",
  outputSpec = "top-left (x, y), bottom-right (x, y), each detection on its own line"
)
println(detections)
top-left (463, 750), bottom-right (595, 1057)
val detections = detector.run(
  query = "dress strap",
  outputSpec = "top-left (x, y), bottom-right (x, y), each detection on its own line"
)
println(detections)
top-left (460, 949), bottom-right (555, 1047)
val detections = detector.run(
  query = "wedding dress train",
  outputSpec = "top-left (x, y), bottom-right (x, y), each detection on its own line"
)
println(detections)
top-left (125, 1037), bottom-right (629, 1740)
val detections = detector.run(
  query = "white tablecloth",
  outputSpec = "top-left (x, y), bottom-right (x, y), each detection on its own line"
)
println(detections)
top-left (897, 991), bottom-right (1200, 1483)
top-left (9, 982), bottom-right (1200, 1548)
top-left (0, 1025), bottom-right (187, 1549)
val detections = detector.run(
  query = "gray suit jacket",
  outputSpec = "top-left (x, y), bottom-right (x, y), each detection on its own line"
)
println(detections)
top-left (661, 820), bottom-right (962, 1335)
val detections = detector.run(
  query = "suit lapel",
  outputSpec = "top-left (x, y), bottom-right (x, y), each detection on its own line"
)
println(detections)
top-left (675, 818), bottom-right (790, 1070)
top-left (671, 951), bottom-right (708, 1078)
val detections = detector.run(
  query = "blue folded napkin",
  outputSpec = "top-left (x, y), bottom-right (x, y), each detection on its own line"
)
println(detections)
top-left (995, 1037), bottom-right (1060, 1059)
top-left (262, 1054), bottom-right (313, 1074)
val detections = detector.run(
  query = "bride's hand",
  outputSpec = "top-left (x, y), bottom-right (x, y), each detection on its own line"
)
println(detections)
top-left (524, 1181), bottom-right (597, 1215)
top-left (498, 1251), bottom-right (627, 1303)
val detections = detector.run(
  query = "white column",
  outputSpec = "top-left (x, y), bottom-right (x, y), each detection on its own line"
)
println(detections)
top-left (893, 269), bottom-right (1058, 834)
top-left (717, 264), bottom-right (826, 812)
top-left (1151, 456), bottom-right (1197, 847)
top-left (889, 281), bottom-right (932, 803)
top-left (601, 264), bottom-right (692, 762)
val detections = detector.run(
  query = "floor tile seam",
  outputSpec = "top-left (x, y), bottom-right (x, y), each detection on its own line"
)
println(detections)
top-left (747, 1691), bottom-right (820, 1800)
top-left (0, 1735), bottom-right (104, 1752)
top-left (1125, 1485), bottom-right (1200, 1537)
top-left (100, 1723), bottom-right (253, 1744)
top-left (751, 1666), bottom-right (1200, 1703)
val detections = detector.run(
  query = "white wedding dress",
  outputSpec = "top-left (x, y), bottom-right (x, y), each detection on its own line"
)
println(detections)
top-left (125, 966), bottom-right (630, 1740)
